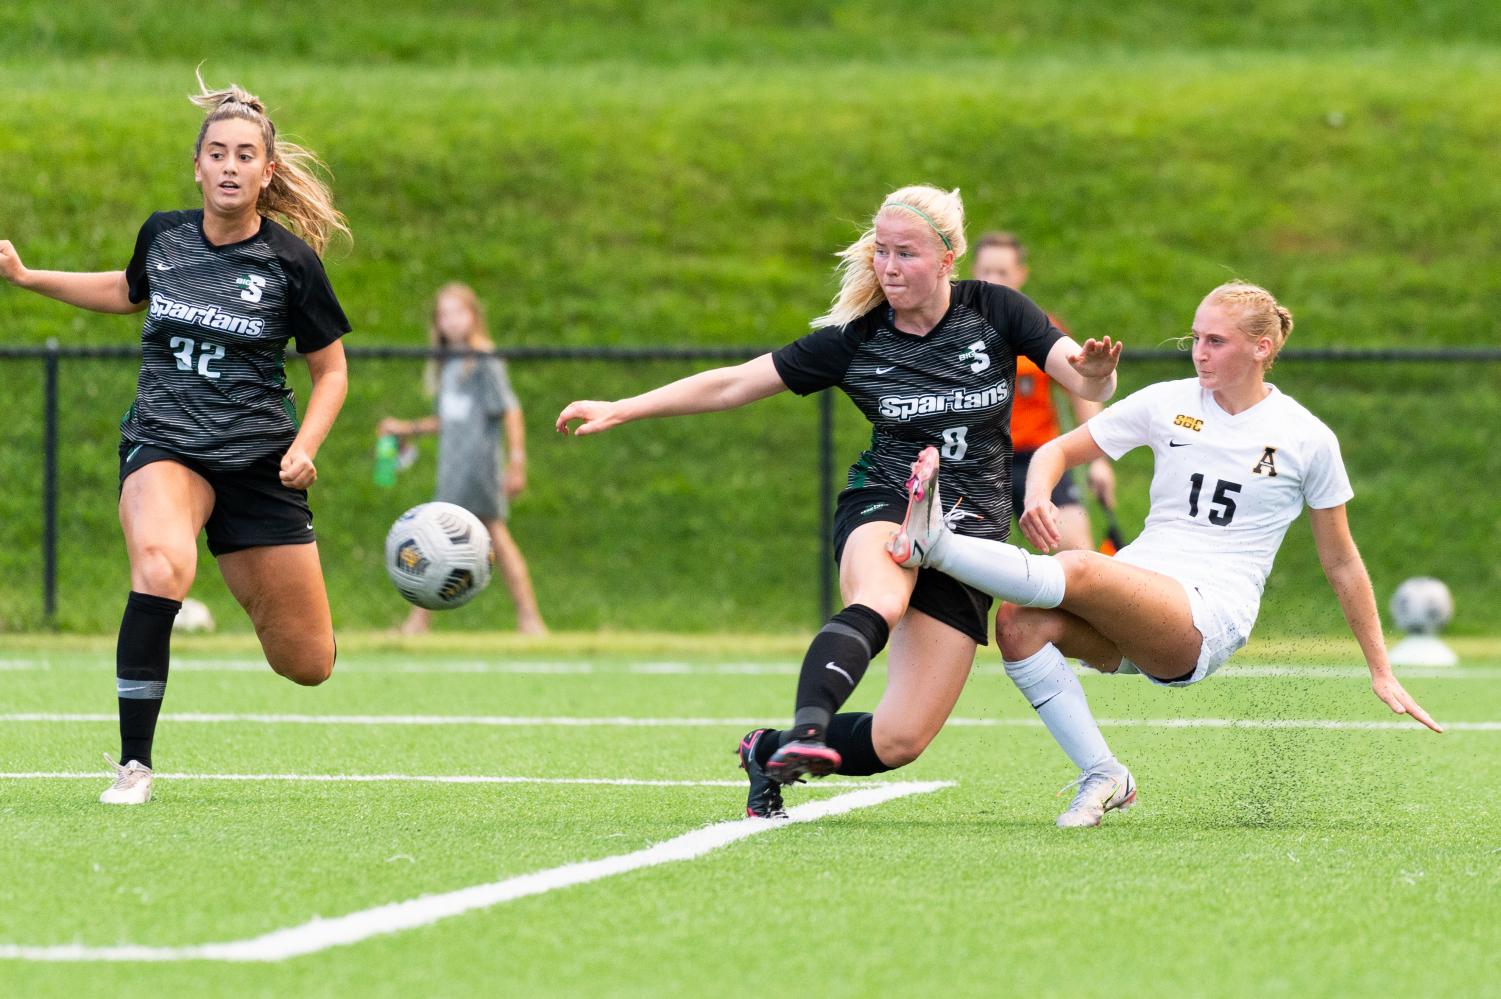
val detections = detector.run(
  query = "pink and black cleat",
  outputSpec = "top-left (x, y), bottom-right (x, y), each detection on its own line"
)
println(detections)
top-left (738, 729), bottom-right (789, 819)
top-left (888, 446), bottom-right (943, 568)
top-left (765, 740), bottom-right (842, 785)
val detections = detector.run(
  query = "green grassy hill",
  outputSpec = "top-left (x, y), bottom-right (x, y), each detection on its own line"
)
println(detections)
top-left (1, 5), bottom-right (1497, 635)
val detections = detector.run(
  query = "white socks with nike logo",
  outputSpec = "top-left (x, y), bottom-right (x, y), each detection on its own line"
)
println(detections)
top-left (1004, 643), bottom-right (1117, 774)
top-left (927, 531), bottom-right (1067, 608)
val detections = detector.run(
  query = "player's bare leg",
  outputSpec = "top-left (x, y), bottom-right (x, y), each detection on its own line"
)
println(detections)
top-left (869, 608), bottom-right (977, 767)
top-left (121, 461), bottom-right (215, 601)
top-left (219, 543), bottom-right (336, 686)
top-left (766, 522), bottom-right (914, 783)
top-left (105, 461), bottom-right (215, 804)
top-left (1053, 503), bottom-right (1095, 552)
top-left (1049, 552), bottom-right (1202, 679)
top-left (896, 446), bottom-right (1202, 680)
top-left (485, 518), bottom-right (547, 636)
top-left (397, 605), bottom-right (433, 636)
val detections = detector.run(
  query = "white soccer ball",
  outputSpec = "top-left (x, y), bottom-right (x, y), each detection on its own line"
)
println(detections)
top-left (173, 597), bottom-right (215, 633)
top-left (384, 502), bottom-right (494, 610)
top-left (1389, 577), bottom-right (1454, 635)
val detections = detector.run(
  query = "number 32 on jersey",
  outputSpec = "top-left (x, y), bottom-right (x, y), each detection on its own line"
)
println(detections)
top-left (169, 335), bottom-right (225, 380)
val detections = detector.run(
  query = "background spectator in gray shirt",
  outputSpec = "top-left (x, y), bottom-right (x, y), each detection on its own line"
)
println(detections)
top-left (379, 282), bottom-right (546, 635)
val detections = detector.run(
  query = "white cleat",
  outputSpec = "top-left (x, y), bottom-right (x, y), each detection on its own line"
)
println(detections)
top-left (1055, 767), bottom-right (1136, 828)
top-left (99, 753), bottom-right (153, 805)
top-left (887, 446), bottom-right (945, 568)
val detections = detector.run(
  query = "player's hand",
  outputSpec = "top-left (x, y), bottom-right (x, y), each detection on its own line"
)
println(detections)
top-left (556, 400), bottom-right (623, 436)
top-left (1370, 671), bottom-right (1443, 733)
top-left (1088, 458), bottom-right (1116, 508)
top-left (504, 460), bottom-right (526, 499)
top-left (1019, 498), bottom-right (1062, 552)
top-left (280, 447), bottom-right (317, 489)
top-left (0, 240), bottom-right (30, 287)
top-left (1068, 336), bottom-right (1122, 380)
top-left (377, 417), bottom-right (405, 438)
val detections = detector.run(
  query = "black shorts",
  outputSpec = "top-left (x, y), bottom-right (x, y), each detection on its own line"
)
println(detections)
top-left (118, 442), bottom-right (316, 557)
top-left (832, 486), bottom-right (992, 645)
top-left (1011, 449), bottom-right (1082, 519)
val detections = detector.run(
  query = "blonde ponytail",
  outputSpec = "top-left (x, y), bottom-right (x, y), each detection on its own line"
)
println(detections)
top-left (810, 185), bottom-right (966, 329)
top-left (190, 70), bottom-right (350, 256)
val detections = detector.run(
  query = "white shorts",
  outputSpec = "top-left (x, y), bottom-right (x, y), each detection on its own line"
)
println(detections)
top-left (1116, 580), bottom-right (1249, 687)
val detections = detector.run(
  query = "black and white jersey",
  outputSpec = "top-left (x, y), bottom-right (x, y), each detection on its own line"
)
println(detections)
top-left (773, 280), bottom-right (1063, 540)
top-left (121, 210), bottom-right (350, 471)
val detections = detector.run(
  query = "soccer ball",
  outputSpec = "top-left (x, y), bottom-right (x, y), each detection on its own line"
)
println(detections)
top-left (172, 597), bottom-right (216, 633)
top-left (1389, 577), bottom-right (1454, 635)
top-left (384, 502), bottom-right (494, 610)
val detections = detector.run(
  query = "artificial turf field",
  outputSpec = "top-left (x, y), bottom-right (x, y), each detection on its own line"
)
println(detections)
top-left (1, 636), bottom-right (1497, 997)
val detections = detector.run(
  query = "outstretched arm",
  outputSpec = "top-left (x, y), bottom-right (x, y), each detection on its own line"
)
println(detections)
top-left (1309, 505), bottom-right (1442, 733)
top-left (378, 415), bottom-right (440, 437)
top-left (0, 241), bottom-right (140, 315)
top-left (1042, 335), bottom-right (1120, 403)
top-left (556, 353), bottom-right (787, 436)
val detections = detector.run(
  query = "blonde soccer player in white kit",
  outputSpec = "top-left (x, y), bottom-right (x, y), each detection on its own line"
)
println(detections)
top-left (888, 281), bottom-right (1442, 827)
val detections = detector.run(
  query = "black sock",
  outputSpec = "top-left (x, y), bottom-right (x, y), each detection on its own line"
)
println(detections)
top-left (827, 712), bottom-right (894, 776)
top-left (787, 604), bottom-right (890, 743)
top-left (753, 728), bottom-right (782, 767)
top-left (116, 591), bottom-right (181, 768)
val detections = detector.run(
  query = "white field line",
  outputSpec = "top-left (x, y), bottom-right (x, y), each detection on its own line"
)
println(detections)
top-left (0, 657), bottom-right (801, 675)
top-left (2, 712), bottom-right (1496, 731)
top-left (3, 657), bottom-right (1497, 679)
top-left (0, 780), bottom-right (950, 964)
top-left (0, 771), bottom-right (888, 789)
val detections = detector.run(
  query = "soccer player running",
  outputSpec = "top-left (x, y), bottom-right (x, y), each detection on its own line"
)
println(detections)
top-left (889, 282), bottom-right (1442, 827)
top-left (972, 232), bottom-right (1116, 550)
top-left (558, 185), bottom-right (1121, 818)
top-left (377, 282), bottom-right (547, 636)
top-left (0, 75), bottom-right (352, 804)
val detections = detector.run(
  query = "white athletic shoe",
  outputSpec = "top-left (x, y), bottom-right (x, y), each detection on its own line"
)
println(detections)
top-left (99, 753), bottom-right (153, 805)
top-left (1055, 767), bottom-right (1136, 828)
top-left (887, 446), bottom-right (945, 568)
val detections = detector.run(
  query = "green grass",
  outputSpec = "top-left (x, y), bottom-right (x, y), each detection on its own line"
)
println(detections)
top-left (2, 10), bottom-right (1500, 634)
top-left (2, 639), bottom-right (1497, 996)
top-left (9, 1), bottom-right (1501, 64)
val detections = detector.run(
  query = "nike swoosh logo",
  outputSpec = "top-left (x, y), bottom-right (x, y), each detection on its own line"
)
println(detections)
top-left (155, 263), bottom-right (173, 271)
top-left (875, 366), bottom-right (895, 374)
top-left (824, 661), bottom-right (855, 686)
top-left (1169, 440), bottom-right (1192, 447)
top-left (117, 684), bottom-right (152, 693)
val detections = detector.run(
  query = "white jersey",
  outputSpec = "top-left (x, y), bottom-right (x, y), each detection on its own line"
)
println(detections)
top-left (1087, 378), bottom-right (1353, 636)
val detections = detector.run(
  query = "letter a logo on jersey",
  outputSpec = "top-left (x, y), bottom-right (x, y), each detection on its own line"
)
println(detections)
top-left (1252, 446), bottom-right (1279, 477)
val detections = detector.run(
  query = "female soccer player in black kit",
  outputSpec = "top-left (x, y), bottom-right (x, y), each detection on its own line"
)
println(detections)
top-left (0, 76), bottom-right (352, 804)
top-left (558, 185), bottom-right (1120, 817)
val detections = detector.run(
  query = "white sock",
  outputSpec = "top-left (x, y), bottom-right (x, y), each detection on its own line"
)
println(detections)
top-left (1004, 644), bottom-right (1118, 774)
top-left (929, 530), bottom-right (1066, 608)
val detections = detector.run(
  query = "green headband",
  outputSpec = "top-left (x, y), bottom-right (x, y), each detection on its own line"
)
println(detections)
top-left (885, 202), bottom-right (953, 251)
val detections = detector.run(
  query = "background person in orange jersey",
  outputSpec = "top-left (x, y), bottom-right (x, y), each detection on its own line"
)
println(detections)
top-left (972, 232), bottom-right (1116, 551)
